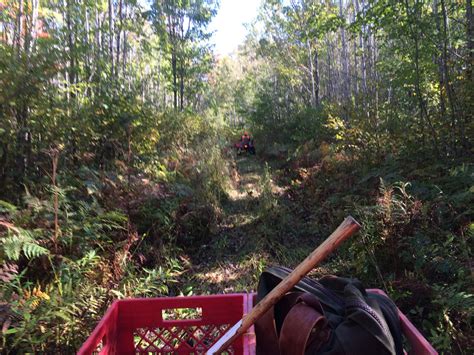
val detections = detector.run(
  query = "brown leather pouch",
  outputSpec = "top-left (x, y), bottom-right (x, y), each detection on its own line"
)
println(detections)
top-left (255, 292), bottom-right (331, 355)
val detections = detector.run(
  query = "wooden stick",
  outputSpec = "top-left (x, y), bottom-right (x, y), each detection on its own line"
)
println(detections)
top-left (206, 216), bottom-right (361, 355)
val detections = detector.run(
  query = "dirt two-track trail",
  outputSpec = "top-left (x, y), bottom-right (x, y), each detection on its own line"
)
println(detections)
top-left (178, 154), bottom-right (288, 294)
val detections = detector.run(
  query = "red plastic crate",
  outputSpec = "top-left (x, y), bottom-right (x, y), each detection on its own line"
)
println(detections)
top-left (78, 293), bottom-right (254, 355)
top-left (79, 290), bottom-right (436, 355)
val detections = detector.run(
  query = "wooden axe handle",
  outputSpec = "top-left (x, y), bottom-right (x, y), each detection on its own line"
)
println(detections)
top-left (206, 216), bottom-right (361, 355)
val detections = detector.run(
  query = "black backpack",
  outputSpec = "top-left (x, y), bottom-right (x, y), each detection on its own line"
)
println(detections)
top-left (255, 266), bottom-right (404, 355)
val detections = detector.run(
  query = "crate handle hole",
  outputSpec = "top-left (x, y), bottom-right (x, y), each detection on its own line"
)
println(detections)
top-left (162, 307), bottom-right (203, 321)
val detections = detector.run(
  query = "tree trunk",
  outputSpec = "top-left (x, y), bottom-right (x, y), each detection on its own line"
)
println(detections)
top-left (307, 38), bottom-right (317, 107)
top-left (180, 59), bottom-right (184, 110)
top-left (108, 0), bottom-right (115, 75)
top-left (15, 0), bottom-right (24, 55)
top-left (404, 0), bottom-right (439, 154)
top-left (440, 0), bottom-right (462, 152)
top-left (355, 0), bottom-right (367, 95)
top-left (95, 0), bottom-right (101, 62)
top-left (339, 0), bottom-right (349, 99)
top-left (116, 0), bottom-right (123, 77)
top-left (167, 12), bottom-right (178, 110)
top-left (467, 0), bottom-right (473, 80)
top-left (373, 34), bottom-right (379, 122)
top-left (352, 1), bottom-right (359, 97)
top-left (434, 0), bottom-right (447, 146)
top-left (314, 47), bottom-right (320, 107)
top-left (26, 0), bottom-right (39, 56)
top-left (84, 5), bottom-right (94, 95)
top-left (465, 0), bottom-right (473, 150)
top-left (435, 0), bottom-right (458, 152)
top-left (65, 0), bottom-right (76, 88)
top-left (172, 48), bottom-right (178, 110)
top-left (326, 36), bottom-right (334, 100)
top-left (122, 2), bottom-right (128, 75)
top-left (15, 102), bottom-right (30, 187)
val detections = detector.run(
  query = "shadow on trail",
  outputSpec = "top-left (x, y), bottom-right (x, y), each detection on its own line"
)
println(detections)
top-left (178, 154), bottom-right (326, 294)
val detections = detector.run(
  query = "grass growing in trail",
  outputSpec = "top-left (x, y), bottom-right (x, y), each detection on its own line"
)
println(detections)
top-left (179, 155), bottom-right (270, 293)
top-left (178, 154), bottom-right (334, 294)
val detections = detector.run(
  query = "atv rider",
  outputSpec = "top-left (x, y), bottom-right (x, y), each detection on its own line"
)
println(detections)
top-left (239, 131), bottom-right (255, 154)
top-left (241, 132), bottom-right (251, 145)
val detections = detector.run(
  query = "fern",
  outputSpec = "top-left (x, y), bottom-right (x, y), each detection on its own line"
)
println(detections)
top-left (22, 242), bottom-right (49, 260)
top-left (97, 210), bottom-right (128, 230)
top-left (1, 226), bottom-right (49, 261)
top-left (0, 200), bottom-right (17, 213)
top-left (3, 235), bottom-right (23, 260)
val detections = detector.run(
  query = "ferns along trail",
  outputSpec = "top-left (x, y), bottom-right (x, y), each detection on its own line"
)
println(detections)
top-left (0, 0), bottom-right (473, 353)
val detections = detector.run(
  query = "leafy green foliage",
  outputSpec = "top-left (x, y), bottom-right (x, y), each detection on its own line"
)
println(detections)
top-left (0, 201), bottom-right (17, 213)
top-left (0, 0), bottom-right (473, 352)
top-left (259, 163), bottom-right (278, 215)
top-left (283, 155), bottom-right (473, 352)
top-left (1, 226), bottom-right (49, 261)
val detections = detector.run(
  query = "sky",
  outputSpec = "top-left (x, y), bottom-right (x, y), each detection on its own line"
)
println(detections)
top-left (209, 0), bottom-right (262, 56)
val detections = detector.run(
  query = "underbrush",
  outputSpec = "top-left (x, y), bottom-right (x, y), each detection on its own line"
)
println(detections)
top-left (0, 111), bottom-right (232, 353)
top-left (281, 145), bottom-right (473, 352)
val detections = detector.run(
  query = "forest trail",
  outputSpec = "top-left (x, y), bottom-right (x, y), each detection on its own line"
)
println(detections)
top-left (2, 0), bottom-right (471, 351)
top-left (180, 154), bottom-right (288, 294)
top-left (225, 154), bottom-right (285, 226)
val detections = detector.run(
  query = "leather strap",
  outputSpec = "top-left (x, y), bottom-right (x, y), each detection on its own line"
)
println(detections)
top-left (255, 303), bottom-right (280, 355)
top-left (279, 294), bottom-right (330, 355)
top-left (255, 293), bottom-right (330, 355)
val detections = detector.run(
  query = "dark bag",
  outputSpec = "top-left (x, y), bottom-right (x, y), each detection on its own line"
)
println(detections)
top-left (255, 266), bottom-right (403, 355)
